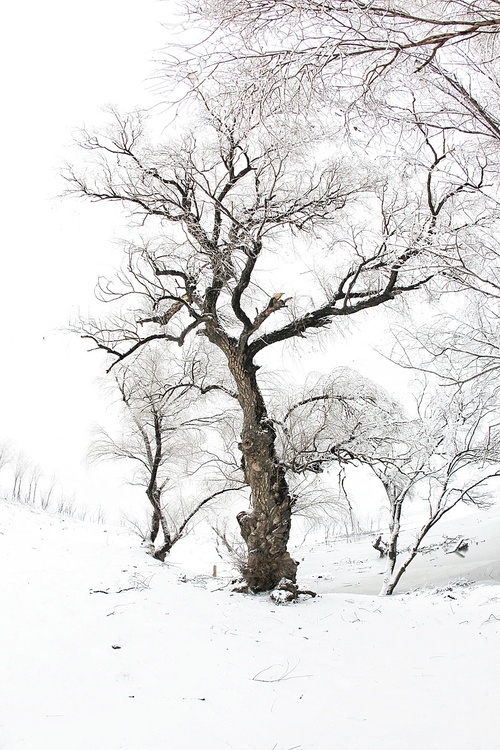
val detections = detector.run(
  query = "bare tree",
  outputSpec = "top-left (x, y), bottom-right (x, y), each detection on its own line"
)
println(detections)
top-left (187, 1), bottom-right (500, 105)
top-left (67, 83), bottom-right (485, 592)
top-left (6, 451), bottom-right (70, 514)
top-left (90, 348), bottom-right (240, 561)
top-left (372, 385), bottom-right (500, 594)
top-left (185, 0), bottom-right (500, 289)
top-left (0, 441), bottom-right (12, 475)
top-left (272, 367), bottom-right (500, 594)
top-left (191, 1), bottom-right (500, 64)
top-left (268, 367), bottom-right (409, 538)
top-left (273, 367), bottom-right (407, 474)
top-left (387, 277), bottom-right (500, 399)
top-left (12, 454), bottom-right (30, 503)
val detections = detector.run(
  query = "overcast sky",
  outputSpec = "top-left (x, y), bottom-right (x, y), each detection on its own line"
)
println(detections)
top-left (0, 1), bottom-right (172, 514)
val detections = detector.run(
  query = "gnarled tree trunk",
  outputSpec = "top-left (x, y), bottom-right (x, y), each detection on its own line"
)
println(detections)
top-left (147, 484), bottom-right (173, 561)
top-left (379, 497), bottom-right (403, 596)
top-left (226, 349), bottom-right (298, 592)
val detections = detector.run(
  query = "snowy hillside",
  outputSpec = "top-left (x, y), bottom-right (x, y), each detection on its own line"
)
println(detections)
top-left (1, 499), bottom-right (499, 750)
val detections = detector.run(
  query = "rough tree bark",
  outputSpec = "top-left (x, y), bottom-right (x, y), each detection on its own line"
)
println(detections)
top-left (379, 492), bottom-right (404, 596)
top-left (233, 357), bottom-right (297, 590)
top-left (206, 325), bottom-right (298, 590)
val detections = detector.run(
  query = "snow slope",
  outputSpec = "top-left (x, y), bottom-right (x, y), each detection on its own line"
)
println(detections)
top-left (1, 500), bottom-right (499, 750)
top-left (296, 504), bottom-right (500, 596)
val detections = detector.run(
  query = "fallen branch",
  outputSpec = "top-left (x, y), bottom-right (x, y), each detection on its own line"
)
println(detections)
top-left (252, 662), bottom-right (312, 683)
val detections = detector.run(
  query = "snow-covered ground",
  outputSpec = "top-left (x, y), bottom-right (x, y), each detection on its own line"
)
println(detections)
top-left (1, 499), bottom-right (499, 750)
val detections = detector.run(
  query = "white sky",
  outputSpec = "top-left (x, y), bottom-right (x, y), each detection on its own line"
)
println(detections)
top-left (0, 0), bottom-right (412, 518)
top-left (0, 1), bottom-right (173, 513)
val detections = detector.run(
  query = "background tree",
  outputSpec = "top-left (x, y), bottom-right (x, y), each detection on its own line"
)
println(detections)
top-left (191, 1), bottom-right (500, 65)
top-left (372, 384), bottom-right (500, 594)
top-left (0, 441), bottom-right (11, 479)
top-left (189, 1), bottom-right (500, 114)
top-left (390, 270), bottom-right (500, 400)
top-left (90, 348), bottom-right (239, 561)
top-left (276, 367), bottom-right (500, 595)
top-left (273, 367), bottom-right (406, 475)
